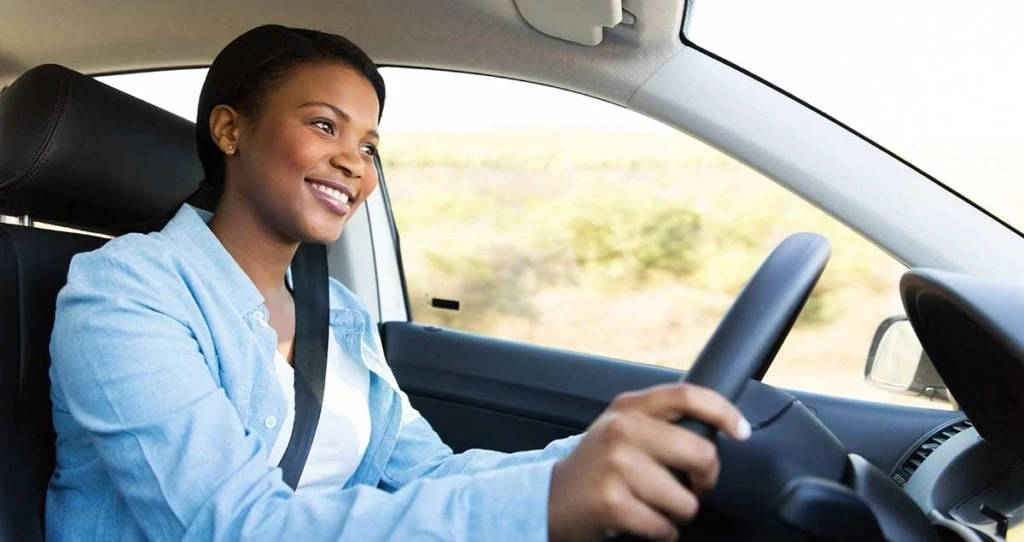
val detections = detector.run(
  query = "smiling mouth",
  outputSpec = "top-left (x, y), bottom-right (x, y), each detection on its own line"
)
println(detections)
top-left (307, 179), bottom-right (351, 204)
top-left (306, 178), bottom-right (353, 216)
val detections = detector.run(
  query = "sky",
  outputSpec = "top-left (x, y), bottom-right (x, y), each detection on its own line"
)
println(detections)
top-left (689, 0), bottom-right (1024, 199)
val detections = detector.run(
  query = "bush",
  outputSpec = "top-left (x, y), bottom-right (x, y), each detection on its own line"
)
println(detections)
top-left (568, 201), bottom-right (703, 284)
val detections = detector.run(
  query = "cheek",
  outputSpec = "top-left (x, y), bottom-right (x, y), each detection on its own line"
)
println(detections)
top-left (250, 128), bottom-right (321, 183)
top-left (357, 169), bottom-right (380, 206)
top-left (273, 133), bottom-right (323, 176)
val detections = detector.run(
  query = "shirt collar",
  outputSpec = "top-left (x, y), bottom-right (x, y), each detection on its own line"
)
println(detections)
top-left (161, 203), bottom-right (266, 315)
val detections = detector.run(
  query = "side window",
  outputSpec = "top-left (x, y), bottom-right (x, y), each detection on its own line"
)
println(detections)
top-left (380, 67), bottom-right (947, 409)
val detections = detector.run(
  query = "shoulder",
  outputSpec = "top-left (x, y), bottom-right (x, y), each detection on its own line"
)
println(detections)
top-left (65, 230), bottom-right (182, 294)
top-left (63, 205), bottom-right (209, 303)
top-left (57, 230), bottom-right (197, 333)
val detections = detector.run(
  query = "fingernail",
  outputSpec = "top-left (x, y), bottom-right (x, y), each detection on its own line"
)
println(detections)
top-left (736, 416), bottom-right (752, 441)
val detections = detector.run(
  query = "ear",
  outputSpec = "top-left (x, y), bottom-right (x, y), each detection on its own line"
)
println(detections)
top-left (209, 104), bottom-right (243, 155)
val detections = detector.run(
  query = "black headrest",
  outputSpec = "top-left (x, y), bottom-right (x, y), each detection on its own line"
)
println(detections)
top-left (0, 64), bottom-right (206, 236)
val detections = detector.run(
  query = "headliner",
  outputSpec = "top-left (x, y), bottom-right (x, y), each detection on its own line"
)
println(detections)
top-left (0, 0), bottom-right (686, 105)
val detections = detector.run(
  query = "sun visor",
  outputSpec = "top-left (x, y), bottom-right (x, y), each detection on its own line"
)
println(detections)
top-left (514, 0), bottom-right (624, 46)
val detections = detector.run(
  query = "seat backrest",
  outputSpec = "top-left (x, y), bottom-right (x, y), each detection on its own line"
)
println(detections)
top-left (0, 226), bottom-right (106, 539)
top-left (0, 64), bottom-right (205, 540)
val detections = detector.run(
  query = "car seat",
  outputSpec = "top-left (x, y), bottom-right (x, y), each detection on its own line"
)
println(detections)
top-left (0, 64), bottom-right (205, 540)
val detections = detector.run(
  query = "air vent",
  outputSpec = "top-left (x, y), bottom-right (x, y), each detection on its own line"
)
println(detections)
top-left (892, 419), bottom-right (973, 487)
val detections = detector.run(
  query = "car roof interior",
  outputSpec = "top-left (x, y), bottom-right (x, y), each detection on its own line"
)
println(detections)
top-left (0, 0), bottom-right (685, 105)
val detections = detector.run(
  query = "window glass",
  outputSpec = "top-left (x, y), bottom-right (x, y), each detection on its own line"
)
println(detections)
top-left (98, 69), bottom-right (206, 121)
top-left (380, 67), bottom-right (949, 410)
top-left (687, 1), bottom-right (1024, 235)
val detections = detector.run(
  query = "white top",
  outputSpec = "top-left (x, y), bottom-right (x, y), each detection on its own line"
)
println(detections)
top-left (267, 327), bottom-right (372, 492)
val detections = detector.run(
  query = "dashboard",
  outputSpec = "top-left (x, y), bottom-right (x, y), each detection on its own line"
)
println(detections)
top-left (899, 269), bottom-right (1024, 539)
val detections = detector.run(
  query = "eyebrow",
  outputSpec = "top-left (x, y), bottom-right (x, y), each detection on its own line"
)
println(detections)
top-left (299, 101), bottom-right (380, 140)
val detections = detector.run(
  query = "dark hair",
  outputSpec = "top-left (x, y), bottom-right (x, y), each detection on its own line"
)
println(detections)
top-left (195, 25), bottom-right (385, 193)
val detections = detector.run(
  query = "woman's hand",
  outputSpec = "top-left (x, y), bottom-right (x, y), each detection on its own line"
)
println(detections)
top-left (548, 383), bottom-right (751, 542)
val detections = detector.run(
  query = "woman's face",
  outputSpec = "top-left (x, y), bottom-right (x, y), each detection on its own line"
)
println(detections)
top-left (227, 61), bottom-right (381, 244)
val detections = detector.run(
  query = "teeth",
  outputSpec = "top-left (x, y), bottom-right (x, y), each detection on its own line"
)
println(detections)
top-left (312, 182), bottom-right (350, 205)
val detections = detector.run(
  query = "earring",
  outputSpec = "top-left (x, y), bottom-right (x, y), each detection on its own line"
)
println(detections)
top-left (225, 145), bottom-right (236, 156)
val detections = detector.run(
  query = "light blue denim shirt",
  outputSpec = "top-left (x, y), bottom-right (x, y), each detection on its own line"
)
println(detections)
top-left (47, 204), bottom-right (579, 540)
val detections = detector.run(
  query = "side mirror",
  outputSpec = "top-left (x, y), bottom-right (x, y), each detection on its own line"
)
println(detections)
top-left (865, 316), bottom-right (956, 405)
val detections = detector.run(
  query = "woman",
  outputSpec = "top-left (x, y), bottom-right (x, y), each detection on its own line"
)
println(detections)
top-left (47, 25), bottom-right (749, 541)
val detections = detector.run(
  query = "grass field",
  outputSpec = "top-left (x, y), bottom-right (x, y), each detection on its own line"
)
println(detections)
top-left (382, 128), bottom-right (952, 410)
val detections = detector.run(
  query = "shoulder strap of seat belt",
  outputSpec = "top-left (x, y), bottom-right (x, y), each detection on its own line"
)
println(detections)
top-left (278, 242), bottom-right (329, 490)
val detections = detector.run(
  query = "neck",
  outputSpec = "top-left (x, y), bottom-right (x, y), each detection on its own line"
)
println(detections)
top-left (208, 199), bottom-right (298, 301)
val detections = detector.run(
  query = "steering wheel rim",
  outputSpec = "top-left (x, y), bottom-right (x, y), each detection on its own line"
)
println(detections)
top-left (614, 234), bottom-right (939, 540)
top-left (612, 233), bottom-right (833, 542)
top-left (658, 233), bottom-right (936, 542)
top-left (679, 232), bottom-right (831, 440)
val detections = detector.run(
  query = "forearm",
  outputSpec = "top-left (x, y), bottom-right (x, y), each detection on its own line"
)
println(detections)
top-left (184, 459), bottom-right (557, 541)
top-left (381, 417), bottom-right (582, 490)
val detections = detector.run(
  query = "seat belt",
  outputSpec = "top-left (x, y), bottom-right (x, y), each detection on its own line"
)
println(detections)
top-left (277, 242), bottom-right (330, 490)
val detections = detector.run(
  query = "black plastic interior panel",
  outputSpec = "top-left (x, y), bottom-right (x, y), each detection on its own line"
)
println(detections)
top-left (382, 322), bottom-right (962, 473)
top-left (844, 455), bottom-right (936, 542)
top-left (794, 392), bottom-right (959, 471)
top-left (902, 269), bottom-right (1024, 444)
top-left (904, 426), bottom-right (1024, 526)
top-left (410, 395), bottom-right (578, 453)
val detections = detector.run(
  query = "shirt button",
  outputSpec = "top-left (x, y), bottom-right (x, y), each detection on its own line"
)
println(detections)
top-left (253, 309), bottom-right (269, 328)
top-left (264, 416), bottom-right (277, 429)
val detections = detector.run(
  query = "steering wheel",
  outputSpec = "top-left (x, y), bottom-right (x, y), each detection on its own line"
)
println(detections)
top-left (624, 233), bottom-right (938, 541)
top-left (678, 232), bottom-right (831, 440)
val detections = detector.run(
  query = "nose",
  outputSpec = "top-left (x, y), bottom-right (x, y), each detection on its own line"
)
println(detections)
top-left (329, 139), bottom-right (364, 179)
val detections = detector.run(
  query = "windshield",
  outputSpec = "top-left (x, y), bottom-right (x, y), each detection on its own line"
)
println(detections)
top-left (686, 1), bottom-right (1024, 233)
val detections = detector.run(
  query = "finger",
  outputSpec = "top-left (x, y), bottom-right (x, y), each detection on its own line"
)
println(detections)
top-left (604, 482), bottom-right (679, 541)
top-left (621, 414), bottom-right (721, 494)
top-left (615, 384), bottom-right (750, 441)
top-left (618, 446), bottom-right (701, 525)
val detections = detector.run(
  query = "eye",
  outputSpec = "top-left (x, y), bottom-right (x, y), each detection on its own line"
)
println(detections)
top-left (312, 119), bottom-right (335, 135)
top-left (359, 143), bottom-right (379, 158)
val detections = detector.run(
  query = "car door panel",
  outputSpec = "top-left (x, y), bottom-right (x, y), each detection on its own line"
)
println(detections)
top-left (410, 395), bottom-right (580, 453)
top-left (381, 322), bottom-right (962, 473)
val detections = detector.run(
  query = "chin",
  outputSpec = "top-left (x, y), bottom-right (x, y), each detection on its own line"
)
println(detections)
top-left (291, 202), bottom-right (356, 245)
top-left (299, 220), bottom-right (346, 245)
